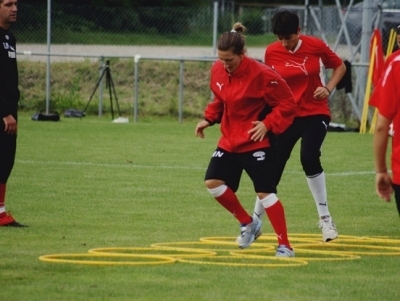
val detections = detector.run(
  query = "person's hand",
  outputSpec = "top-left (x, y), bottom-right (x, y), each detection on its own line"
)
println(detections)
top-left (313, 86), bottom-right (330, 99)
top-left (375, 172), bottom-right (393, 202)
top-left (195, 120), bottom-right (210, 138)
top-left (248, 121), bottom-right (267, 141)
top-left (3, 115), bottom-right (17, 135)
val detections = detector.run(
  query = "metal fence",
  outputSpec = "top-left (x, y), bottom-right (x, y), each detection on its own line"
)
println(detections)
top-left (14, 3), bottom-right (346, 50)
top-left (14, 2), bottom-right (400, 124)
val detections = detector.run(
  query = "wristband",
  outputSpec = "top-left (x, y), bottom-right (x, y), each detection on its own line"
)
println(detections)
top-left (323, 86), bottom-right (331, 95)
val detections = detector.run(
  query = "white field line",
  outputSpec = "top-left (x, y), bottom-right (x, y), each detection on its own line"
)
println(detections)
top-left (16, 159), bottom-right (377, 176)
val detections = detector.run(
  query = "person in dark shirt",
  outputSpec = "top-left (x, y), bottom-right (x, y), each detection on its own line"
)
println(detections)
top-left (0, 0), bottom-right (27, 227)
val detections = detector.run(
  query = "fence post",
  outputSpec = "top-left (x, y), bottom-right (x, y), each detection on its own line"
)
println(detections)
top-left (133, 55), bottom-right (141, 123)
top-left (179, 60), bottom-right (184, 123)
top-left (359, 0), bottom-right (374, 120)
top-left (213, 1), bottom-right (218, 56)
top-left (98, 57), bottom-right (105, 117)
top-left (45, 0), bottom-right (51, 114)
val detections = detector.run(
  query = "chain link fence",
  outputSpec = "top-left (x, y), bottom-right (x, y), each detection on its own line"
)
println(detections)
top-left (13, 3), bottom-right (345, 48)
top-left (14, 3), bottom-right (222, 46)
top-left (13, 3), bottom-right (400, 124)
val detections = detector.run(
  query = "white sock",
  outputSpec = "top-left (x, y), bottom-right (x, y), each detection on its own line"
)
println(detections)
top-left (306, 172), bottom-right (330, 217)
top-left (252, 197), bottom-right (265, 220)
top-left (259, 194), bottom-right (279, 208)
top-left (207, 185), bottom-right (227, 198)
top-left (252, 194), bottom-right (279, 220)
top-left (0, 206), bottom-right (5, 214)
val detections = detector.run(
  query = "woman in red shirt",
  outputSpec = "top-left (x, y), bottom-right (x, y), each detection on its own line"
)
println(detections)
top-left (372, 52), bottom-right (400, 216)
top-left (195, 22), bottom-right (297, 256)
top-left (252, 10), bottom-right (346, 242)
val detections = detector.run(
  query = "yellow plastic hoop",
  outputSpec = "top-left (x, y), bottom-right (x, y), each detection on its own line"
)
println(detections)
top-left (177, 255), bottom-right (308, 268)
top-left (198, 236), bottom-right (272, 247)
top-left (39, 253), bottom-right (176, 266)
top-left (38, 234), bottom-right (400, 267)
top-left (150, 241), bottom-right (246, 252)
top-left (230, 248), bottom-right (360, 261)
top-left (288, 233), bottom-right (365, 240)
top-left (88, 247), bottom-right (217, 258)
top-left (294, 243), bottom-right (400, 256)
top-left (329, 237), bottom-right (400, 244)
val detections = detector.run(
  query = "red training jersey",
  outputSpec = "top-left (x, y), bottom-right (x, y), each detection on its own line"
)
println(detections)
top-left (265, 35), bottom-right (343, 117)
top-left (372, 52), bottom-right (400, 184)
top-left (204, 56), bottom-right (296, 153)
top-left (369, 49), bottom-right (400, 107)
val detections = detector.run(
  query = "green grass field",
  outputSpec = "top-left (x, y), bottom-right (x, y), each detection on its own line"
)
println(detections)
top-left (1, 114), bottom-right (400, 301)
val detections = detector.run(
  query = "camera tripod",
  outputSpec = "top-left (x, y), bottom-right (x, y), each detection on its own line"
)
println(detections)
top-left (83, 60), bottom-right (121, 120)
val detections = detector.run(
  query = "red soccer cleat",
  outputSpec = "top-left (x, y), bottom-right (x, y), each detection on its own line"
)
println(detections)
top-left (0, 212), bottom-right (28, 227)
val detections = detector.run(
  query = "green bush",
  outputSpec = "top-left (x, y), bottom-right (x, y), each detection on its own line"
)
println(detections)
top-left (240, 9), bottom-right (267, 34)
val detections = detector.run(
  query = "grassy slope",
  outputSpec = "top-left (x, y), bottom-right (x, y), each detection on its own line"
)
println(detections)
top-left (18, 59), bottom-right (213, 119)
top-left (1, 114), bottom-right (399, 301)
top-left (18, 57), bottom-right (357, 127)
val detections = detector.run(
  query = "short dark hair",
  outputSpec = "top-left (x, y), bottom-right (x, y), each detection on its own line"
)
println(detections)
top-left (397, 25), bottom-right (400, 35)
top-left (272, 10), bottom-right (299, 36)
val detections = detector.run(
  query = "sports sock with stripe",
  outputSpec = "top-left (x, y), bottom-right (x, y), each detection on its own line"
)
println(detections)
top-left (261, 194), bottom-right (291, 248)
top-left (208, 185), bottom-right (252, 225)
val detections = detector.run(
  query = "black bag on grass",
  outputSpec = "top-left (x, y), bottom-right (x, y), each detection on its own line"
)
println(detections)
top-left (31, 112), bottom-right (60, 122)
top-left (64, 109), bottom-right (85, 118)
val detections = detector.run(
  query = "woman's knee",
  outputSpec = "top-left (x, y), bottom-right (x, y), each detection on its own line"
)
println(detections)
top-left (204, 179), bottom-right (225, 189)
top-left (301, 154), bottom-right (322, 173)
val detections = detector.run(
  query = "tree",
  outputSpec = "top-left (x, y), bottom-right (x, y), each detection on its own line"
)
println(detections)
top-left (51, 0), bottom-right (210, 7)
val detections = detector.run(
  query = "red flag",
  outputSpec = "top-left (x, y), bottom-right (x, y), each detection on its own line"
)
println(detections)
top-left (370, 29), bottom-right (385, 88)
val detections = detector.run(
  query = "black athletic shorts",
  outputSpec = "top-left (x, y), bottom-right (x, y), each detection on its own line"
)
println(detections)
top-left (0, 117), bottom-right (17, 183)
top-left (392, 184), bottom-right (400, 216)
top-left (204, 147), bottom-right (277, 193)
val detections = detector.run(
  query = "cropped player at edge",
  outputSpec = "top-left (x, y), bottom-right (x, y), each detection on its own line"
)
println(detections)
top-left (371, 50), bottom-right (400, 216)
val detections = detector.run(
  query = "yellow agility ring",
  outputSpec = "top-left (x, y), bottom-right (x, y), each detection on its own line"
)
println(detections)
top-left (288, 233), bottom-right (364, 240)
top-left (255, 234), bottom-right (319, 244)
top-left (199, 236), bottom-right (273, 248)
top-left (230, 248), bottom-right (360, 261)
top-left (294, 243), bottom-right (400, 256)
top-left (39, 253), bottom-right (176, 266)
top-left (88, 247), bottom-right (217, 258)
top-left (39, 234), bottom-right (400, 267)
top-left (177, 255), bottom-right (308, 268)
top-left (329, 236), bottom-right (400, 244)
top-left (151, 241), bottom-right (249, 252)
